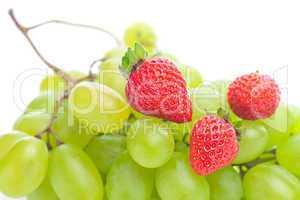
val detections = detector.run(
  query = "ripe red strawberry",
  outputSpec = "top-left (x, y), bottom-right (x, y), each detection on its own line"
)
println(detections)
top-left (227, 72), bottom-right (280, 120)
top-left (122, 43), bottom-right (192, 123)
top-left (189, 115), bottom-right (239, 176)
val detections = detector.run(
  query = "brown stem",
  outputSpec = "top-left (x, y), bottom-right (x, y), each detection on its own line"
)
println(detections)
top-left (234, 156), bottom-right (276, 169)
top-left (35, 89), bottom-right (69, 145)
top-left (88, 59), bottom-right (104, 77)
top-left (27, 20), bottom-right (122, 47)
top-left (8, 9), bottom-right (75, 84)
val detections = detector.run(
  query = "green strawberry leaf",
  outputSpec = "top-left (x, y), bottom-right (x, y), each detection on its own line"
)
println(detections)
top-left (121, 42), bottom-right (147, 75)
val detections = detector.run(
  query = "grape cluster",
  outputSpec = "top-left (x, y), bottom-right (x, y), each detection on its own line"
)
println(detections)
top-left (2, 10), bottom-right (300, 200)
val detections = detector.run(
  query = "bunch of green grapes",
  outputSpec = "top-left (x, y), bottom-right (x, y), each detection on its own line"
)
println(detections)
top-left (3, 14), bottom-right (300, 200)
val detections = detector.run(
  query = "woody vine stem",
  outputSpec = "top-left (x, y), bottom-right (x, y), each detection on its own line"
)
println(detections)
top-left (8, 9), bottom-right (121, 148)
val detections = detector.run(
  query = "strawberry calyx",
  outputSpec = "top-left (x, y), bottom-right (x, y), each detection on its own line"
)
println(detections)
top-left (121, 43), bottom-right (148, 77)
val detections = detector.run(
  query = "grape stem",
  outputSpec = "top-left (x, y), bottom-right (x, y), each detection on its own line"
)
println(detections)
top-left (234, 156), bottom-right (277, 169)
top-left (8, 9), bottom-right (121, 148)
top-left (8, 9), bottom-right (75, 84)
top-left (26, 19), bottom-right (122, 47)
top-left (88, 59), bottom-right (104, 78)
top-left (35, 89), bottom-right (69, 147)
top-left (8, 9), bottom-right (120, 83)
top-left (265, 148), bottom-right (276, 155)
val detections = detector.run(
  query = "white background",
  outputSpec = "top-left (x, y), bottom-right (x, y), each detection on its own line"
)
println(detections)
top-left (0, 0), bottom-right (299, 199)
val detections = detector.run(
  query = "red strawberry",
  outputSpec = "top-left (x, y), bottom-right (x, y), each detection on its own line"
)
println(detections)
top-left (122, 43), bottom-right (192, 123)
top-left (189, 115), bottom-right (239, 176)
top-left (227, 72), bottom-right (280, 120)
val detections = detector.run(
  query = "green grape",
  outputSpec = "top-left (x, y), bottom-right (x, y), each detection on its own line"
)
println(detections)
top-left (40, 71), bottom-right (86, 93)
top-left (233, 121), bottom-right (269, 164)
top-left (27, 176), bottom-right (59, 200)
top-left (96, 68), bottom-right (127, 98)
top-left (69, 81), bottom-right (131, 134)
top-left (127, 119), bottom-right (175, 168)
top-left (155, 152), bottom-right (210, 200)
top-left (26, 92), bottom-right (58, 114)
top-left (40, 74), bottom-right (65, 93)
top-left (288, 104), bottom-right (300, 134)
top-left (210, 80), bottom-right (240, 123)
top-left (178, 65), bottom-right (203, 89)
top-left (243, 164), bottom-right (300, 200)
top-left (51, 100), bottom-right (94, 148)
top-left (191, 85), bottom-right (221, 118)
top-left (260, 103), bottom-right (290, 149)
top-left (85, 134), bottom-right (126, 175)
top-left (102, 48), bottom-right (125, 61)
top-left (189, 83), bottom-right (228, 133)
top-left (99, 58), bottom-right (121, 71)
top-left (105, 152), bottom-right (154, 200)
top-left (13, 111), bottom-right (52, 136)
top-left (277, 135), bottom-right (300, 177)
top-left (49, 144), bottom-right (103, 200)
top-left (206, 167), bottom-right (243, 200)
top-left (0, 131), bottom-right (27, 159)
top-left (0, 133), bottom-right (48, 197)
top-left (132, 112), bottom-right (188, 142)
top-left (124, 22), bottom-right (157, 53)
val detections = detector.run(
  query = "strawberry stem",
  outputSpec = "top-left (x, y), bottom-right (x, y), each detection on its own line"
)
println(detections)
top-left (121, 43), bottom-right (147, 76)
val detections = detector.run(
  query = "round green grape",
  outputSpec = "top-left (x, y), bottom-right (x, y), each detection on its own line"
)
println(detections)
top-left (51, 100), bottom-right (94, 148)
top-left (0, 131), bottom-right (27, 159)
top-left (49, 144), bottom-right (103, 200)
top-left (155, 152), bottom-right (210, 200)
top-left (0, 133), bottom-right (48, 198)
top-left (206, 167), bottom-right (243, 200)
top-left (69, 81), bottom-right (131, 134)
top-left (277, 135), bottom-right (300, 177)
top-left (260, 103), bottom-right (290, 149)
top-left (102, 48), bottom-right (125, 61)
top-left (243, 164), bottom-right (300, 200)
top-left (178, 65), bottom-right (203, 89)
top-left (13, 111), bottom-right (52, 136)
top-left (27, 176), bottom-right (59, 200)
top-left (106, 152), bottom-right (154, 200)
top-left (26, 92), bottom-right (58, 114)
top-left (96, 68), bottom-right (127, 98)
top-left (287, 104), bottom-right (300, 134)
top-left (127, 119), bottom-right (175, 168)
top-left (85, 134), bottom-right (126, 175)
top-left (233, 121), bottom-right (269, 164)
top-left (124, 22), bottom-right (157, 53)
top-left (210, 80), bottom-right (240, 123)
top-left (191, 85), bottom-right (222, 118)
top-left (99, 58), bottom-right (120, 71)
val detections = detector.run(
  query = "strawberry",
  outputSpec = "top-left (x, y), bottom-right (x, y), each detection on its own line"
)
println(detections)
top-left (121, 43), bottom-right (192, 123)
top-left (189, 115), bottom-right (239, 176)
top-left (227, 72), bottom-right (280, 120)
